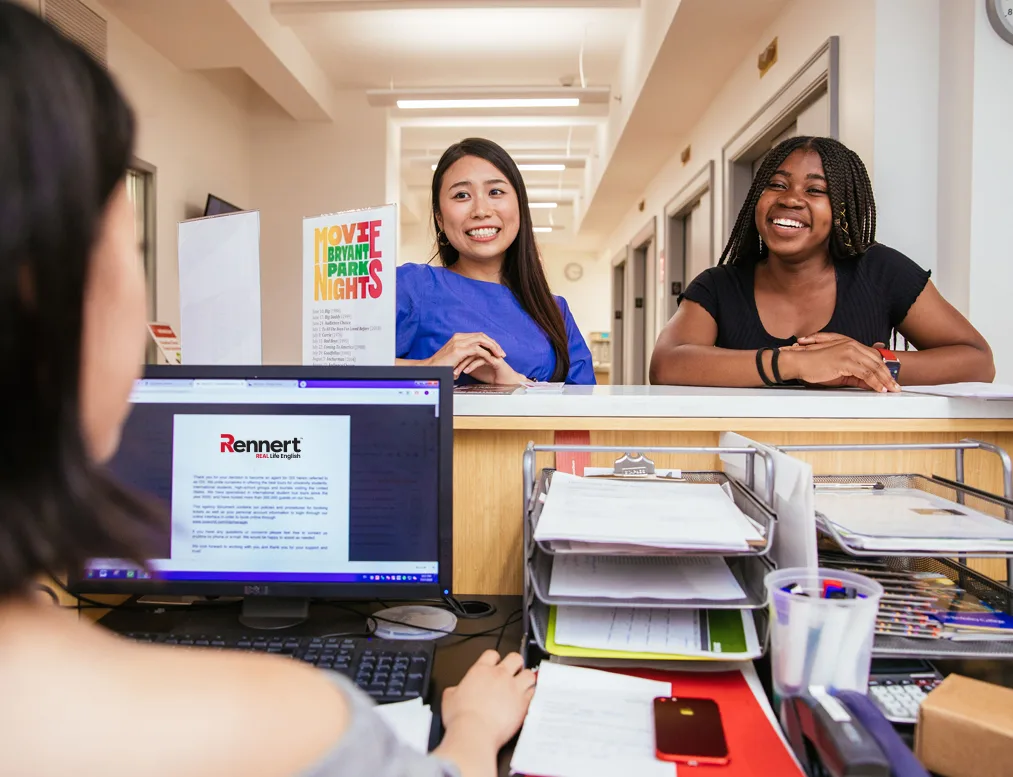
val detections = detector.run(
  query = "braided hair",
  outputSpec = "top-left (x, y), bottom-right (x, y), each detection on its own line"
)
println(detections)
top-left (718, 136), bottom-right (876, 266)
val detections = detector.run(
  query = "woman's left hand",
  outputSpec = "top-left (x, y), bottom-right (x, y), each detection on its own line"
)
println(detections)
top-left (791, 332), bottom-right (890, 390)
top-left (460, 352), bottom-right (526, 385)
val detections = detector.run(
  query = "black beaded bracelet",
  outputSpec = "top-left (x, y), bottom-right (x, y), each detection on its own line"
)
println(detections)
top-left (755, 347), bottom-right (776, 387)
top-left (771, 347), bottom-right (785, 385)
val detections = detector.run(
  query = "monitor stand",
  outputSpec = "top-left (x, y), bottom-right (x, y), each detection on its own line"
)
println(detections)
top-left (238, 597), bottom-right (310, 630)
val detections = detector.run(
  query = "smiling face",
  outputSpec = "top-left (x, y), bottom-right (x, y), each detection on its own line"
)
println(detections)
top-left (435, 154), bottom-right (521, 270)
top-left (754, 148), bottom-right (833, 263)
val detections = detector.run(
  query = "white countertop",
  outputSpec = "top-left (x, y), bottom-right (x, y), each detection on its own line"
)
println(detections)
top-left (452, 385), bottom-right (1013, 419)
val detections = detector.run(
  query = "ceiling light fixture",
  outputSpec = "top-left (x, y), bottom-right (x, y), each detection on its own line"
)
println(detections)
top-left (397, 98), bottom-right (580, 110)
top-left (430, 164), bottom-right (566, 172)
top-left (533, 227), bottom-right (553, 233)
top-left (529, 202), bottom-right (559, 209)
top-left (519, 164), bottom-right (566, 171)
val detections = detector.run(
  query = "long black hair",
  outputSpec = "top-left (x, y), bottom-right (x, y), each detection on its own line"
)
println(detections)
top-left (431, 138), bottom-right (570, 382)
top-left (0, 2), bottom-right (156, 598)
top-left (718, 135), bottom-right (877, 266)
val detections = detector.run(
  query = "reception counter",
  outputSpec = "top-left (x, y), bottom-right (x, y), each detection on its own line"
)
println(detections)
top-left (450, 386), bottom-right (1013, 595)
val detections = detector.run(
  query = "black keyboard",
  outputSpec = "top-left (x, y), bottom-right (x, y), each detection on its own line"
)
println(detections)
top-left (123, 632), bottom-right (433, 704)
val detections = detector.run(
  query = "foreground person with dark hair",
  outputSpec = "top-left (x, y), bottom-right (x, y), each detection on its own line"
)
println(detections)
top-left (0, 4), bottom-right (532, 776)
top-left (650, 136), bottom-right (994, 391)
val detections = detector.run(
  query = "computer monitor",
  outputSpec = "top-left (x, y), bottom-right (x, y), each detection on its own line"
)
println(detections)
top-left (70, 365), bottom-right (453, 628)
top-left (203, 194), bottom-right (241, 217)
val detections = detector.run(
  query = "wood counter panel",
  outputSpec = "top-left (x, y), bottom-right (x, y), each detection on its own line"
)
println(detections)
top-left (452, 426), bottom-right (1013, 595)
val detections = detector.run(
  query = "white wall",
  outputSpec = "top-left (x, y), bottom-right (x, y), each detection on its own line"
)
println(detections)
top-left (250, 92), bottom-right (387, 364)
top-left (600, 0), bottom-right (877, 348)
top-left (966, 1), bottom-right (1013, 382)
top-left (103, 3), bottom-right (253, 332)
top-left (873, 0), bottom-right (941, 276)
top-left (542, 248), bottom-right (611, 344)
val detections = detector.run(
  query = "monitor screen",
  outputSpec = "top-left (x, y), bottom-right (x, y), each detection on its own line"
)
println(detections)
top-left (204, 194), bottom-right (241, 217)
top-left (71, 366), bottom-right (453, 600)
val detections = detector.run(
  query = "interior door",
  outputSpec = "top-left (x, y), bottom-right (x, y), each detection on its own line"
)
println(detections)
top-left (687, 196), bottom-right (711, 280)
top-left (629, 245), bottom-right (647, 385)
top-left (611, 260), bottom-right (625, 384)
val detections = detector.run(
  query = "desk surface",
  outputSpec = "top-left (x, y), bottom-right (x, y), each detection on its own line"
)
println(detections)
top-left (453, 385), bottom-right (1013, 421)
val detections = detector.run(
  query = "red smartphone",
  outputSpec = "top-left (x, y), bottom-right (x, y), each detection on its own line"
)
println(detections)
top-left (653, 696), bottom-right (730, 766)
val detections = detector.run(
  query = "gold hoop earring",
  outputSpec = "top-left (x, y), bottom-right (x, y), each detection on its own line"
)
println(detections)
top-left (437, 230), bottom-right (450, 248)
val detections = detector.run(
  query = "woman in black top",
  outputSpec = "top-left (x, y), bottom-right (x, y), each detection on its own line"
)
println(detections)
top-left (650, 136), bottom-right (994, 391)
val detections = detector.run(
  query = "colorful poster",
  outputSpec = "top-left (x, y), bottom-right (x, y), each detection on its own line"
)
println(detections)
top-left (302, 204), bottom-right (396, 365)
top-left (147, 322), bottom-right (182, 364)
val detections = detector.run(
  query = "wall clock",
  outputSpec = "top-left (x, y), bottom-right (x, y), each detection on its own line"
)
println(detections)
top-left (564, 262), bottom-right (583, 281)
top-left (987, 0), bottom-right (1013, 45)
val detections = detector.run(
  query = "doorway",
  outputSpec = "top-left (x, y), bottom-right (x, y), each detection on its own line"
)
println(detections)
top-left (664, 162), bottom-right (714, 324)
top-left (611, 249), bottom-right (626, 384)
top-left (723, 37), bottom-right (839, 237)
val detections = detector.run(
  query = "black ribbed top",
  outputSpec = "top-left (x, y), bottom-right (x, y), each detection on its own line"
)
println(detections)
top-left (679, 243), bottom-right (931, 349)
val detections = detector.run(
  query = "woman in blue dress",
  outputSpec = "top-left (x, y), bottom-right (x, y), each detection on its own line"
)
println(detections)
top-left (396, 137), bottom-right (596, 385)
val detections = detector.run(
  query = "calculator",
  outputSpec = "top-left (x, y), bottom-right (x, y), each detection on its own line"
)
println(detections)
top-left (868, 659), bottom-right (944, 724)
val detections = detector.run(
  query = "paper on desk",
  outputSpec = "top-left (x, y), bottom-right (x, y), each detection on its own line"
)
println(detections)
top-left (816, 490), bottom-right (1013, 541)
top-left (903, 382), bottom-right (1013, 400)
top-left (372, 697), bottom-right (432, 754)
top-left (510, 662), bottom-right (675, 777)
top-left (534, 472), bottom-right (761, 551)
top-left (553, 606), bottom-right (761, 660)
top-left (548, 555), bottom-right (746, 601)
top-left (719, 432), bottom-right (818, 570)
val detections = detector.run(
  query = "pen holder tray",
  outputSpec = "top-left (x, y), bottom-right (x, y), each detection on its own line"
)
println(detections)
top-left (526, 545), bottom-right (773, 610)
top-left (526, 468), bottom-right (776, 559)
top-left (813, 473), bottom-right (1013, 558)
top-left (524, 597), bottom-right (769, 664)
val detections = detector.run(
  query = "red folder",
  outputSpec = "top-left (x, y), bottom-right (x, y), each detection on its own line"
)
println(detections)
top-left (623, 668), bottom-right (805, 777)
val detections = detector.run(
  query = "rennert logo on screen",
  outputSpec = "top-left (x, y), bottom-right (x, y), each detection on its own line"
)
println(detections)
top-left (220, 434), bottom-right (303, 460)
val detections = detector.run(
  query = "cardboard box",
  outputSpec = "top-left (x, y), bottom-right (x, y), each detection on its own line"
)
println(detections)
top-left (915, 674), bottom-right (1013, 777)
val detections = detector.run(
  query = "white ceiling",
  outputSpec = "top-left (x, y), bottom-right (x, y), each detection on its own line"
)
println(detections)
top-left (281, 7), bottom-right (634, 89)
top-left (108, 0), bottom-right (791, 253)
top-left (274, 0), bottom-right (635, 245)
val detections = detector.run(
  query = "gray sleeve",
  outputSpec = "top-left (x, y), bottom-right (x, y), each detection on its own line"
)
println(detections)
top-left (299, 673), bottom-right (462, 777)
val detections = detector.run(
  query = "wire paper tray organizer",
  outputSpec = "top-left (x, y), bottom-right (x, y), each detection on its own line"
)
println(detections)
top-left (520, 443), bottom-right (779, 665)
top-left (778, 439), bottom-right (1013, 660)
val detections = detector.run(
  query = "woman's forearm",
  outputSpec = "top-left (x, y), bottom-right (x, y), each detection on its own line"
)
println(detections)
top-left (894, 344), bottom-right (995, 385)
top-left (649, 344), bottom-right (773, 387)
top-left (432, 718), bottom-right (499, 777)
top-left (395, 357), bottom-right (428, 367)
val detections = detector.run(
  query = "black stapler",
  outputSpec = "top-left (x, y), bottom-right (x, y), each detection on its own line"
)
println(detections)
top-left (781, 690), bottom-right (891, 777)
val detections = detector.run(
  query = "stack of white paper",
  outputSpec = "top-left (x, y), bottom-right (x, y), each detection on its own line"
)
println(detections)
top-left (903, 383), bottom-right (1013, 400)
top-left (510, 662), bottom-right (675, 777)
top-left (373, 697), bottom-right (432, 753)
top-left (549, 554), bottom-right (746, 601)
top-left (815, 489), bottom-right (1013, 552)
top-left (554, 606), bottom-right (762, 660)
top-left (534, 472), bottom-right (762, 553)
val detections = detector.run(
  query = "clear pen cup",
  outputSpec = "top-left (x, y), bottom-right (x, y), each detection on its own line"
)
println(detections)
top-left (765, 567), bottom-right (883, 703)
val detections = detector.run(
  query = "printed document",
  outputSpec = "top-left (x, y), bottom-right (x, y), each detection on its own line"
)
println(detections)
top-left (815, 489), bottom-right (1013, 549)
top-left (533, 472), bottom-right (761, 551)
top-left (553, 606), bottom-right (761, 659)
top-left (549, 555), bottom-right (745, 601)
top-left (168, 414), bottom-right (350, 572)
top-left (510, 662), bottom-right (674, 777)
